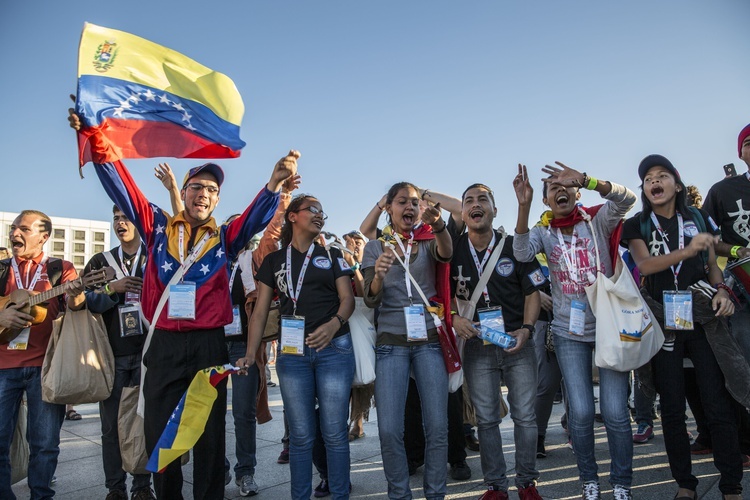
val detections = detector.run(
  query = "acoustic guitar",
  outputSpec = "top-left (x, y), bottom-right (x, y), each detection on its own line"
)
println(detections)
top-left (0, 266), bottom-right (116, 344)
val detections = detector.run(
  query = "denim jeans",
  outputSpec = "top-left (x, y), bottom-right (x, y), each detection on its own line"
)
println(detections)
top-left (554, 334), bottom-right (633, 488)
top-left (533, 321), bottom-right (563, 438)
top-left (463, 337), bottom-right (539, 490)
top-left (0, 366), bottom-right (65, 500)
top-left (277, 333), bottom-right (355, 500)
top-left (100, 354), bottom-right (151, 493)
top-left (375, 342), bottom-right (448, 500)
top-left (226, 341), bottom-right (259, 478)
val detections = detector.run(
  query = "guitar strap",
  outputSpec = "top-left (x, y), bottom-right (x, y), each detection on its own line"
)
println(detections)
top-left (0, 257), bottom-right (63, 301)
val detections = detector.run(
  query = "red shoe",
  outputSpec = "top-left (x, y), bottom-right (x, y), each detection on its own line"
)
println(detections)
top-left (518, 483), bottom-right (542, 500)
top-left (742, 454), bottom-right (750, 469)
top-left (479, 486), bottom-right (509, 500)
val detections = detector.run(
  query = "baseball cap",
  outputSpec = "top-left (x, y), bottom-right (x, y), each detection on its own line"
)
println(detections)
top-left (738, 124), bottom-right (750, 158)
top-left (182, 162), bottom-right (225, 188)
top-left (638, 154), bottom-right (681, 182)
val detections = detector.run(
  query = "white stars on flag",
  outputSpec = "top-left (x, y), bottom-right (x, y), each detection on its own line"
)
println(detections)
top-left (109, 87), bottom-right (197, 130)
top-left (161, 261), bottom-right (173, 272)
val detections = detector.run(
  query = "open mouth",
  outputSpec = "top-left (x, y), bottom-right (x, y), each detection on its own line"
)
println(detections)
top-left (555, 193), bottom-right (570, 206)
top-left (11, 240), bottom-right (23, 249)
top-left (402, 213), bottom-right (414, 226)
top-left (116, 227), bottom-right (127, 236)
top-left (469, 208), bottom-right (484, 222)
top-left (312, 220), bottom-right (323, 229)
top-left (650, 186), bottom-right (665, 198)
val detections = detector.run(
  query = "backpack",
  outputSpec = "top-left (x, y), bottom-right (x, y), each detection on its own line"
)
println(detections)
top-left (638, 206), bottom-right (708, 271)
top-left (0, 258), bottom-right (65, 309)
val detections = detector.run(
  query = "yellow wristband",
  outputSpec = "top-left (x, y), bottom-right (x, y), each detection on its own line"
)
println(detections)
top-left (731, 245), bottom-right (741, 258)
top-left (586, 176), bottom-right (598, 190)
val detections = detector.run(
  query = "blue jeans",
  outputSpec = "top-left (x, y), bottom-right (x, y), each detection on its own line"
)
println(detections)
top-left (0, 366), bottom-right (65, 500)
top-left (554, 335), bottom-right (633, 488)
top-left (226, 341), bottom-right (259, 478)
top-left (375, 342), bottom-right (448, 500)
top-left (277, 334), bottom-right (355, 500)
top-left (463, 337), bottom-right (538, 490)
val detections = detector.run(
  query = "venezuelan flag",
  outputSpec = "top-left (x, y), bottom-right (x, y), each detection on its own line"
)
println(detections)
top-left (75, 23), bottom-right (245, 166)
top-left (146, 364), bottom-right (238, 473)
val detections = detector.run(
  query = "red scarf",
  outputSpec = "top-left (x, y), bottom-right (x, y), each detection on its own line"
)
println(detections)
top-left (549, 205), bottom-right (623, 267)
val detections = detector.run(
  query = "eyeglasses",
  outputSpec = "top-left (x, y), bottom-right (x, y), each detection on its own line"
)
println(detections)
top-left (185, 183), bottom-right (219, 194)
top-left (297, 206), bottom-right (328, 220)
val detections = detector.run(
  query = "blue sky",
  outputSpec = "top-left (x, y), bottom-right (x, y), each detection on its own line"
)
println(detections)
top-left (1, 1), bottom-right (748, 239)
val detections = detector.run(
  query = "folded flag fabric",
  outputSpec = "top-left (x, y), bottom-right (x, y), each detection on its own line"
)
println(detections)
top-left (75, 22), bottom-right (245, 166)
top-left (146, 364), bottom-right (238, 473)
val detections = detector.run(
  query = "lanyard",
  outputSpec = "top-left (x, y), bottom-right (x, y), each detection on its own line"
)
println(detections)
top-left (228, 261), bottom-right (239, 291)
top-left (468, 232), bottom-right (496, 306)
top-left (555, 228), bottom-right (587, 285)
top-left (118, 245), bottom-right (142, 277)
top-left (650, 212), bottom-right (684, 290)
top-left (286, 244), bottom-right (315, 315)
top-left (11, 256), bottom-right (48, 291)
top-left (177, 224), bottom-right (212, 265)
top-left (393, 232), bottom-right (415, 304)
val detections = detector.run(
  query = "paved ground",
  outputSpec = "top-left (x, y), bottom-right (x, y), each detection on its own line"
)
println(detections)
top-left (12, 365), bottom-right (749, 499)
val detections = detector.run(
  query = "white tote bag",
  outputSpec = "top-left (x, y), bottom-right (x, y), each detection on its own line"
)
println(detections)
top-left (584, 222), bottom-right (664, 372)
top-left (350, 297), bottom-right (377, 386)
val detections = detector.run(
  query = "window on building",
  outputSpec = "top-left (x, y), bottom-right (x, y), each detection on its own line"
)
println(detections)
top-left (94, 232), bottom-right (105, 242)
top-left (52, 254), bottom-right (64, 260)
top-left (74, 230), bottom-right (86, 241)
top-left (54, 229), bottom-right (65, 239)
top-left (74, 243), bottom-right (85, 253)
top-left (94, 244), bottom-right (105, 253)
top-left (73, 256), bottom-right (85, 266)
top-left (53, 242), bottom-right (65, 252)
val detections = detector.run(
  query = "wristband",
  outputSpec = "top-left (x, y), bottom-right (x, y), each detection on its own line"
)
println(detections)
top-left (350, 262), bottom-right (360, 272)
top-left (376, 202), bottom-right (384, 211)
top-left (586, 176), bottom-right (598, 190)
top-left (521, 323), bottom-right (535, 334)
top-left (334, 314), bottom-right (347, 328)
top-left (715, 282), bottom-right (737, 303)
top-left (104, 283), bottom-right (115, 295)
top-left (432, 221), bottom-right (446, 234)
top-left (731, 245), bottom-right (742, 258)
top-left (421, 189), bottom-right (430, 200)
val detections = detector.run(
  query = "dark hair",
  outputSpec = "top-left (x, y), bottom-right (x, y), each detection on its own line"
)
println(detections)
top-left (280, 194), bottom-right (319, 247)
top-left (17, 210), bottom-right (52, 234)
top-left (638, 174), bottom-right (689, 223)
top-left (385, 182), bottom-right (420, 226)
top-left (541, 176), bottom-right (580, 200)
top-left (686, 185), bottom-right (702, 208)
top-left (461, 183), bottom-right (495, 206)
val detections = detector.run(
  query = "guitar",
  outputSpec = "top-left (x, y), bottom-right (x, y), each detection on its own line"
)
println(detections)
top-left (0, 266), bottom-right (116, 344)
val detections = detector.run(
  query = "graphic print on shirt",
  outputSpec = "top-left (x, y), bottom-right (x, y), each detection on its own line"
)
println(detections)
top-left (648, 230), bottom-right (669, 257)
top-left (728, 199), bottom-right (750, 243)
top-left (453, 265), bottom-right (471, 300)
top-left (274, 264), bottom-right (288, 296)
top-left (548, 235), bottom-right (600, 295)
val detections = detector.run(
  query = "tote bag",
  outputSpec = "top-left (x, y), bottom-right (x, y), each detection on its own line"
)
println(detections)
top-left (118, 386), bottom-right (149, 474)
top-left (350, 297), bottom-right (377, 386)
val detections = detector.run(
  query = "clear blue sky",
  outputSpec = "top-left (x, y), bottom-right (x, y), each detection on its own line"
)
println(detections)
top-left (1, 1), bottom-right (748, 239)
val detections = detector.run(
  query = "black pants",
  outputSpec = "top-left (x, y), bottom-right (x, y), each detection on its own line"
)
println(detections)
top-left (143, 328), bottom-right (229, 500)
top-left (405, 378), bottom-right (466, 465)
top-left (652, 326), bottom-right (742, 495)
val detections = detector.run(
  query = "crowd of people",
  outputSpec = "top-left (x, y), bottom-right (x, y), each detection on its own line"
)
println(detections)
top-left (0, 113), bottom-right (748, 500)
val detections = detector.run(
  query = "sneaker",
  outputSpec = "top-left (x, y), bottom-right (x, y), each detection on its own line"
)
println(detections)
top-left (633, 423), bottom-right (654, 443)
top-left (465, 430), bottom-right (480, 451)
top-left (536, 435), bottom-right (547, 459)
top-left (479, 485), bottom-right (509, 500)
top-left (224, 469), bottom-right (232, 486)
top-left (581, 481), bottom-right (600, 500)
top-left (106, 491), bottom-right (128, 500)
top-left (613, 485), bottom-right (632, 500)
top-left (237, 475), bottom-right (259, 496)
top-left (131, 489), bottom-right (156, 500)
top-left (518, 483), bottom-right (542, 500)
top-left (277, 447), bottom-right (290, 464)
top-left (313, 479), bottom-right (330, 498)
top-left (689, 440), bottom-right (712, 455)
top-left (450, 460), bottom-right (472, 480)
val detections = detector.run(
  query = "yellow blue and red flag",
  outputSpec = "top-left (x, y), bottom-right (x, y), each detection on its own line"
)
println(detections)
top-left (75, 23), bottom-right (245, 166)
top-left (146, 364), bottom-right (239, 473)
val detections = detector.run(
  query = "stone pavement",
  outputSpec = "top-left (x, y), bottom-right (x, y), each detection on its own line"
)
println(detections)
top-left (12, 366), bottom-right (748, 499)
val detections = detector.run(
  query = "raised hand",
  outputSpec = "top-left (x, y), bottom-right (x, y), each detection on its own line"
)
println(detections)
top-left (513, 164), bottom-right (534, 207)
top-left (420, 202), bottom-right (443, 228)
top-left (282, 174), bottom-right (302, 194)
top-left (541, 161), bottom-right (585, 189)
top-left (268, 150), bottom-right (301, 192)
top-left (154, 163), bottom-right (178, 191)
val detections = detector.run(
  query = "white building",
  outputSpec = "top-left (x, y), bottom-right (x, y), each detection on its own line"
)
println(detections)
top-left (0, 211), bottom-right (111, 271)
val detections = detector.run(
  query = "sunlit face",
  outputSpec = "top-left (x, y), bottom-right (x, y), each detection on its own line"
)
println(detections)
top-left (289, 199), bottom-right (325, 237)
top-left (387, 187), bottom-right (420, 233)
top-left (345, 235), bottom-right (365, 263)
top-left (113, 210), bottom-right (138, 244)
top-left (642, 166), bottom-right (680, 208)
top-left (9, 214), bottom-right (49, 260)
top-left (181, 172), bottom-right (220, 225)
top-left (461, 187), bottom-right (496, 232)
top-left (543, 182), bottom-right (580, 218)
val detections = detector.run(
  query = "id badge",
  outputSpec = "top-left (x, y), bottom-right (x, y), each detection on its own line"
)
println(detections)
top-left (125, 292), bottom-right (141, 304)
top-left (7, 328), bottom-right (30, 350)
top-left (478, 307), bottom-right (517, 349)
top-left (663, 291), bottom-right (694, 330)
top-left (280, 315), bottom-right (305, 355)
top-left (404, 305), bottom-right (428, 341)
top-left (224, 305), bottom-right (242, 337)
top-left (568, 300), bottom-right (587, 336)
top-left (119, 304), bottom-right (143, 337)
top-left (168, 282), bottom-right (196, 320)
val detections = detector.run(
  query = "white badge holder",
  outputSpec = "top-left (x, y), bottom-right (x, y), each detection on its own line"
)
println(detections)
top-left (224, 305), bottom-right (242, 337)
top-left (7, 328), bottom-right (30, 350)
top-left (569, 299), bottom-right (587, 336)
top-left (404, 305), bottom-right (429, 341)
top-left (168, 282), bottom-right (196, 320)
top-left (280, 315), bottom-right (306, 355)
top-left (663, 291), bottom-right (694, 330)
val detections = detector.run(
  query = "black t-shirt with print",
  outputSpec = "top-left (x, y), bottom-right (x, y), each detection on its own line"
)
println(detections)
top-left (256, 244), bottom-right (353, 337)
top-left (621, 209), bottom-right (719, 303)
top-left (449, 222), bottom-right (548, 328)
top-left (703, 173), bottom-right (750, 248)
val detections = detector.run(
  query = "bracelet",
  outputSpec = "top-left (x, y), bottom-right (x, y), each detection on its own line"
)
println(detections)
top-left (350, 262), bottom-right (361, 271)
top-left (715, 282), bottom-right (738, 303)
top-left (521, 323), bottom-right (535, 334)
top-left (376, 202), bottom-right (384, 211)
top-left (421, 189), bottom-right (430, 200)
top-left (586, 176), bottom-right (598, 190)
top-left (580, 172), bottom-right (588, 188)
top-left (450, 310), bottom-right (458, 316)
top-left (731, 245), bottom-right (742, 258)
top-left (432, 221), bottom-right (446, 234)
top-left (334, 314), bottom-right (347, 328)
top-left (104, 283), bottom-right (115, 295)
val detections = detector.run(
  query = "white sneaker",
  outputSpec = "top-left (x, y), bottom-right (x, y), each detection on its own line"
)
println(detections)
top-left (581, 481), bottom-right (600, 500)
top-left (237, 474), bottom-right (259, 497)
top-left (613, 485), bottom-right (632, 500)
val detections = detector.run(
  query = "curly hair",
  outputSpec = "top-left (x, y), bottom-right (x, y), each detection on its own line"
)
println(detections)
top-left (686, 185), bottom-right (702, 208)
